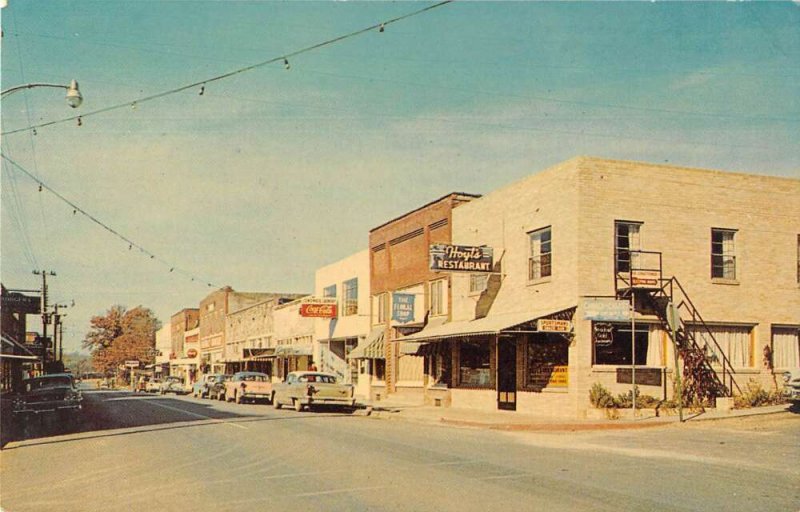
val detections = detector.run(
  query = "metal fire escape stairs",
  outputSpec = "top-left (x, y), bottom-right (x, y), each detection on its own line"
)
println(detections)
top-left (615, 250), bottom-right (741, 402)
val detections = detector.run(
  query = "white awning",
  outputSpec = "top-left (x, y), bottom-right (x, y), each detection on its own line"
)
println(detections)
top-left (398, 305), bottom-right (576, 343)
top-left (274, 344), bottom-right (313, 357)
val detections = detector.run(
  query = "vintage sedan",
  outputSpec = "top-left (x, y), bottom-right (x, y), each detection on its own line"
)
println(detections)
top-left (13, 373), bottom-right (83, 414)
top-left (145, 378), bottom-right (162, 393)
top-left (192, 373), bottom-right (225, 399)
top-left (271, 371), bottom-right (355, 412)
top-left (224, 372), bottom-right (272, 404)
top-left (159, 375), bottom-right (191, 395)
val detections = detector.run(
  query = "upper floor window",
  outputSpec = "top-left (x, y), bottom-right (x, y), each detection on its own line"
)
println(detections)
top-left (711, 228), bottom-right (736, 280)
top-left (375, 293), bottom-right (388, 324)
top-left (342, 278), bottom-right (358, 316)
top-left (323, 284), bottom-right (337, 298)
top-left (430, 279), bottom-right (447, 316)
top-left (528, 226), bottom-right (552, 281)
top-left (615, 221), bottom-right (642, 274)
top-left (470, 274), bottom-right (489, 294)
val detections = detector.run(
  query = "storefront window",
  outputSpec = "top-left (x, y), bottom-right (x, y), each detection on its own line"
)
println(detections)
top-left (526, 335), bottom-right (569, 390)
top-left (593, 323), bottom-right (649, 366)
top-left (458, 339), bottom-right (491, 387)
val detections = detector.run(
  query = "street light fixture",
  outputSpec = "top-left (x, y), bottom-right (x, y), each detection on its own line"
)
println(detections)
top-left (1, 79), bottom-right (83, 108)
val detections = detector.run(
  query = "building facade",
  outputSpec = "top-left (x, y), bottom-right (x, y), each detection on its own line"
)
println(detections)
top-left (272, 298), bottom-right (315, 381)
top-left (154, 324), bottom-right (171, 376)
top-left (400, 157), bottom-right (800, 417)
top-left (314, 250), bottom-right (370, 395)
top-left (361, 192), bottom-right (480, 402)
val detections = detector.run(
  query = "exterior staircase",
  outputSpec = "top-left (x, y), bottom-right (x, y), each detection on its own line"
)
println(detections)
top-left (616, 250), bottom-right (741, 403)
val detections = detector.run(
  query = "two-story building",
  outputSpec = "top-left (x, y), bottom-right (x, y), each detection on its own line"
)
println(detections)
top-left (357, 192), bottom-right (480, 403)
top-left (400, 157), bottom-right (800, 417)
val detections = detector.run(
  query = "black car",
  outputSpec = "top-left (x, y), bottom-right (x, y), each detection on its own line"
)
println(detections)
top-left (13, 373), bottom-right (83, 414)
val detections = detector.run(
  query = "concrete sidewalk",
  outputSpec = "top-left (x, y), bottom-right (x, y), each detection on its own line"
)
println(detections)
top-left (363, 399), bottom-right (795, 432)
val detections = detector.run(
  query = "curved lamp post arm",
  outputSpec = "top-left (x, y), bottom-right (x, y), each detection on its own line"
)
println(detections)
top-left (1, 80), bottom-right (83, 108)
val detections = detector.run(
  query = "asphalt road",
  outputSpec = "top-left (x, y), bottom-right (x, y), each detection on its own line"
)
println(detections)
top-left (1, 389), bottom-right (798, 512)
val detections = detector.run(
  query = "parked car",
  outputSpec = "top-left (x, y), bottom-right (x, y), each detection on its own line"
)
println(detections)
top-left (271, 371), bottom-right (355, 412)
top-left (783, 369), bottom-right (800, 404)
top-left (224, 372), bottom-right (272, 404)
top-left (192, 373), bottom-right (225, 399)
top-left (159, 376), bottom-right (190, 395)
top-left (208, 375), bottom-right (231, 401)
top-left (13, 373), bottom-right (83, 414)
top-left (145, 378), bottom-right (162, 393)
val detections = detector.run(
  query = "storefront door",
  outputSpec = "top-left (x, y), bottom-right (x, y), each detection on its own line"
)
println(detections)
top-left (497, 338), bottom-right (516, 411)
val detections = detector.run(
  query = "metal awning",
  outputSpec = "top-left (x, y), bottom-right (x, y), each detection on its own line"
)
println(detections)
top-left (244, 347), bottom-right (276, 360)
top-left (274, 344), bottom-right (312, 357)
top-left (1, 334), bottom-right (39, 360)
top-left (349, 327), bottom-right (385, 359)
top-left (398, 305), bottom-right (576, 343)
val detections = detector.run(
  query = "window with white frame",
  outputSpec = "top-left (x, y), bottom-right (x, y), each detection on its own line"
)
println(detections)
top-left (615, 221), bottom-right (642, 274)
top-left (711, 228), bottom-right (737, 280)
top-left (430, 279), bottom-right (447, 316)
top-left (772, 326), bottom-right (800, 369)
top-left (470, 274), bottom-right (489, 293)
top-left (528, 226), bottom-right (552, 281)
top-left (342, 278), bottom-right (358, 316)
top-left (323, 284), bottom-right (337, 298)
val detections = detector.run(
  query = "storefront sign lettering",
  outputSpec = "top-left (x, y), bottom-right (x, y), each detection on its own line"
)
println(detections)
top-left (430, 244), bottom-right (494, 273)
top-left (582, 298), bottom-right (630, 321)
top-left (299, 297), bottom-right (338, 318)
top-left (593, 323), bottom-right (614, 345)
top-left (392, 293), bottom-right (415, 324)
top-left (631, 270), bottom-right (660, 289)
top-left (536, 319), bottom-right (572, 333)
top-left (0, 292), bottom-right (41, 314)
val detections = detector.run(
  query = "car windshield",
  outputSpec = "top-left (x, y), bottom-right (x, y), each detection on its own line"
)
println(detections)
top-left (242, 374), bottom-right (267, 382)
top-left (298, 374), bottom-right (336, 384)
top-left (26, 377), bottom-right (73, 391)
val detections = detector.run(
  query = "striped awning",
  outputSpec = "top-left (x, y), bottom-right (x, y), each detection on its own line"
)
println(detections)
top-left (349, 327), bottom-right (385, 360)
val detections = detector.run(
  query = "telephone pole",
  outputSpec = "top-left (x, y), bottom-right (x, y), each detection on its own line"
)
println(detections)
top-left (33, 270), bottom-right (56, 371)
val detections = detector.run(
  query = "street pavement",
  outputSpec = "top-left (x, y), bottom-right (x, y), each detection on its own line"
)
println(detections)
top-left (1, 389), bottom-right (798, 512)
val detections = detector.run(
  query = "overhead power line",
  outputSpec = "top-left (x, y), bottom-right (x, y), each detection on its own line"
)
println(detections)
top-left (0, 1), bottom-right (454, 137)
top-left (1, 154), bottom-right (220, 289)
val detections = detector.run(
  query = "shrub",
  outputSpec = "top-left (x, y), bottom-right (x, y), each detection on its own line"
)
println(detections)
top-left (589, 383), bottom-right (616, 409)
top-left (733, 379), bottom-right (785, 409)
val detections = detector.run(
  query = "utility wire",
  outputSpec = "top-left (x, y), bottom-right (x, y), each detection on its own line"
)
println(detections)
top-left (1, 1), bottom-right (454, 136)
top-left (1, 154), bottom-right (220, 289)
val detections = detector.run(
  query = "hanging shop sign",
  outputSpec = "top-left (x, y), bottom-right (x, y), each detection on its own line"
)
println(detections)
top-left (429, 244), bottom-right (494, 273)
top-left (186, 349), bottom-right (198, 358)
top-left (0, 292), bottom-right (41, 314)
top-left (299, 297), bottom-right (337, 318)
top-left (593, 323), bottom-right (614, 346)
top-left (582, 297), bottom-right (630, 322)
top-left (124, 360), bottom-right (140, 368)
top-left (391, 293), bottom-right (415, 324)
top-left (536, 319), bottom-right (572, 333)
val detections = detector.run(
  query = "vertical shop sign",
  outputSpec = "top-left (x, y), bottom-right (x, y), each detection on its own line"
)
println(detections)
top-left (392, 293), bottom-right (415, 324)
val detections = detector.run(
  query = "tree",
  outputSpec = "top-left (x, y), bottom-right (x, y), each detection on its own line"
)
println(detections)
top-left (83, 305), bottom-right (161, 373)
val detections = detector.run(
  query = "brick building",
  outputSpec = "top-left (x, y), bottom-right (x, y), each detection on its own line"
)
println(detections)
top-left (357, 192), bottom-right (480, 402)
top-left (400, 157), bottom-right (800, 417)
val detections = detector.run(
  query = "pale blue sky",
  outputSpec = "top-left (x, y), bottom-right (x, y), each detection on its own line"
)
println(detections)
top-left (2, 1), bottom-right (798, 353)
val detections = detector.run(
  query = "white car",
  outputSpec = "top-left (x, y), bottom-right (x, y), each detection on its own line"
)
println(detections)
top-left (159, 376), bottom-right (190, 395)
top-left (783, 369), bottom-right (800, 404)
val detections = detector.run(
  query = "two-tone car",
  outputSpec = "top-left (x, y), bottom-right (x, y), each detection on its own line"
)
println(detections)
top-left (271, 371), bottom-right (355, 412)
top-left (13, 373), bottom-right (83, 415)
top-left (192, 373), bottom-right (225, 399)
top-left (224, 372), bottom-right (272, 404)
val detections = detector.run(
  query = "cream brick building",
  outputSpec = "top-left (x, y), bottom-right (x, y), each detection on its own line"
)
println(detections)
top-left (401, 157), bottom-right (800, 418)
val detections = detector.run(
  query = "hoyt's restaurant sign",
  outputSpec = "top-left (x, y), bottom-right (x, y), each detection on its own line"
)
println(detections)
top-left (430, 244), bottom-right (494, 272)
top-left (299, 297), bottom-right (337, 318)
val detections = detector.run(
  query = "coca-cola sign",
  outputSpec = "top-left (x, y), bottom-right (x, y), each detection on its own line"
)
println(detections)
top-left (299, 297), bottom-right (338, 318)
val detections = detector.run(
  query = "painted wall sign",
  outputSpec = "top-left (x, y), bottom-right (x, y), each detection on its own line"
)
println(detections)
top-left (536, 319), bottom-right (572, 333)
top-left (391, 293), bottom-right (415, 324)
top-left (582, 298), bottom-right (630, 321)
top-left (0, 293), bottom-right (41, 315)
top-left (429, 244), bottom-right (494, 273)
top-left (299, 297), bottom-right (338, 318)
